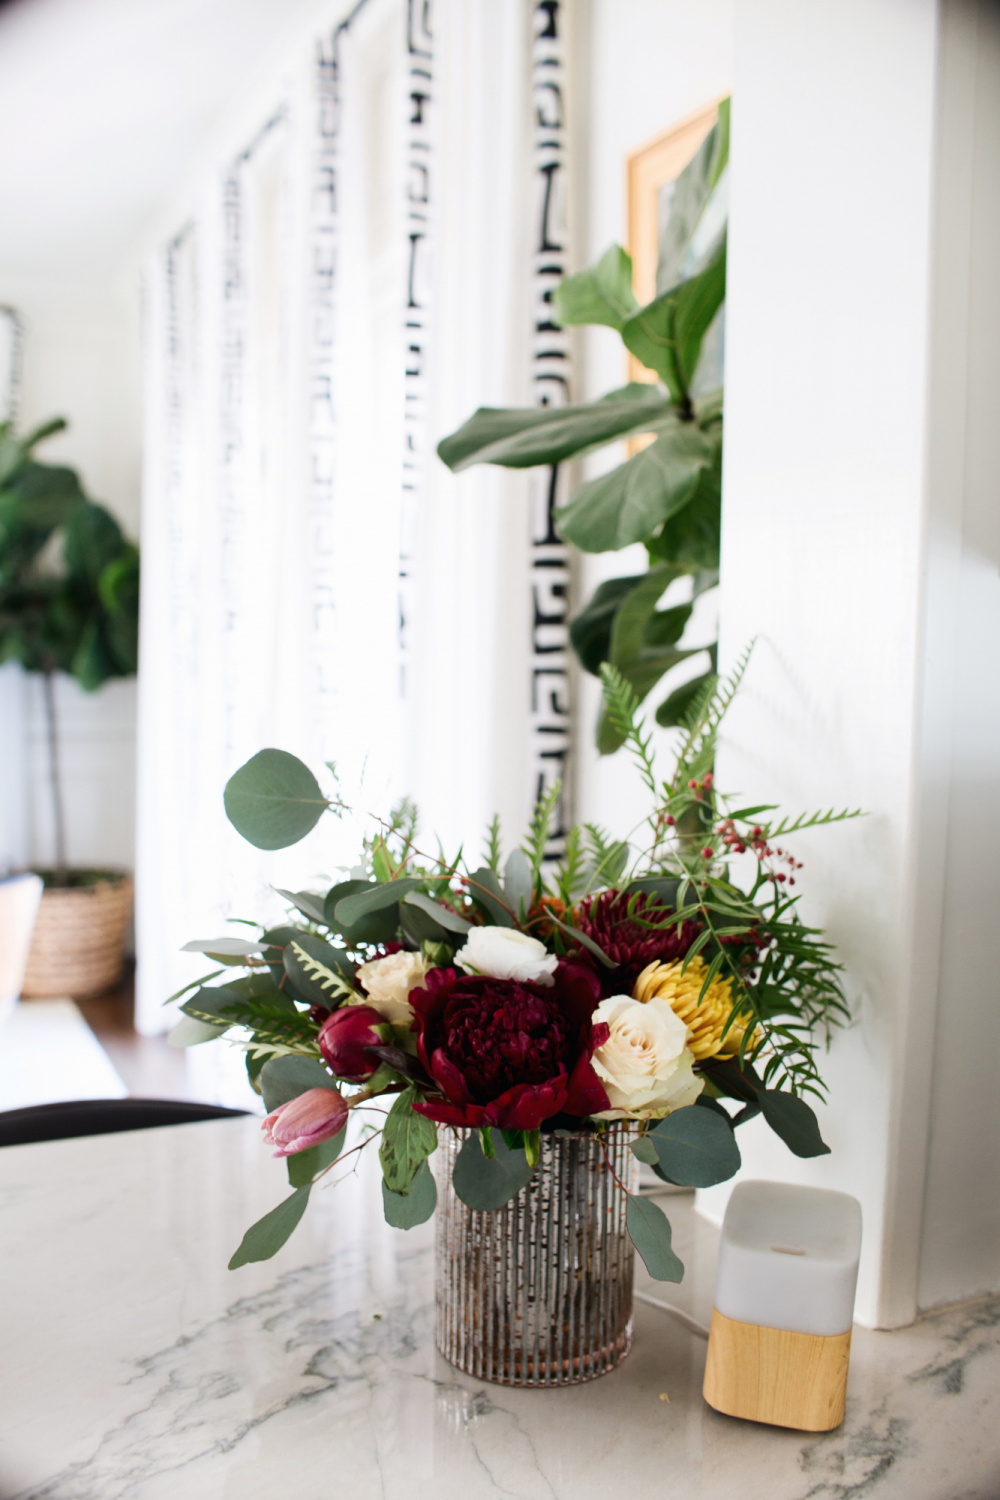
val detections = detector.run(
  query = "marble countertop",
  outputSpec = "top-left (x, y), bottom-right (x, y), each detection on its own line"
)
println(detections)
top-left (1, 1116), bottom-right (998, 1500)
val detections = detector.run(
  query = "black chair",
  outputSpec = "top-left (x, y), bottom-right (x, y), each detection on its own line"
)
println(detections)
top-left (0, 1098), bottom-right (249, 1147)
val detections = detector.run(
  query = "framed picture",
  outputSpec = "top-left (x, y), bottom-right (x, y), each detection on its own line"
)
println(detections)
top-left (626, 97), bottom-right (725, 386)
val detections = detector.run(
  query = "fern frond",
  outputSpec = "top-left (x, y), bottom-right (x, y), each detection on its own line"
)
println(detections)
top-left (523, 781), bottom-right (562, 888)
top-left (553, 824), bottom-right (588, 903)
top-left (599, 663), bottom-right (657, 799)
top-left (484, 814), bottom-right (503, 875)
top-left (289, 940), bottom-right (362, 1005)
top-left (766, 807), bottom-right (864, 838)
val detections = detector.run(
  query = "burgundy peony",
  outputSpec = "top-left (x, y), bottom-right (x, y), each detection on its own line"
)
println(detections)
top-left (318, 1004), bottom-right (384, 1083)
top-left (408, 961), bottom-right (610, 1131)
top-left (575, 889), bottom-right (702, 992)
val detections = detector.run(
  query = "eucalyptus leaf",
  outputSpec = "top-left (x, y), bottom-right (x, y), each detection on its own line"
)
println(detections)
top-left (626, 1194), bottom-right (685, 1282)
top-left (224, 749), bottom-right (328, 850)
top-left (325, 880), bottom-right (399, 945)
top-left (228, 1186), bottom-right (311, 1269)
top-left (382, 1159), bottom-right (437, 1229)
top-left (274, 888), bottom-right (328, 925)
top-left (436, 385), bottom-right (672, 472)
top-left (630, 1135), bottom-right (659, 1165)
top-left (402, 891), bottom-right (472, 935)
top-left (503, 849), bottom-right (533, 919)
top-left (466, 867), bottom-right (515, 928)
top-left (287, 1128), bottom-right (346, 1188)
top-left (334, 878), bottom-right (423, 929)
top-left (757, 1090), bottom-right (831, 1158)
top-left (648, 1104), bottom-right (741, 1187)
top-left (167, 1015), bottom-right (228, 1048)
top-left (260, 1054), bottom-right (340, 1113)
top-left (452, 1131), bottom-right (534, 1211)
top-left (379, 1086), bottom-right (439, 1194)
top-left (181, 936), bottom-right (263, 957)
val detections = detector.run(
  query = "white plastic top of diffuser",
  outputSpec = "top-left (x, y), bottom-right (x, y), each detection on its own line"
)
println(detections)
top-left (714, 1180), bottom-right (862, 1337)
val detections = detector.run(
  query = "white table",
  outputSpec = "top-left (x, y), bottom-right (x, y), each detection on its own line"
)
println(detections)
top-left (1, 1117), bottom-right (998, 1499)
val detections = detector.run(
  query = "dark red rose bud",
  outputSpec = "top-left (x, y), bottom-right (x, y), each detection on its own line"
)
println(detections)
top-left (318, 1005), bottom-right (384, 1083)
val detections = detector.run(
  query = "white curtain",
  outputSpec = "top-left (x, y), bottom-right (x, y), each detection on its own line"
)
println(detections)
top-left (136, 0), bottom-right (574, 1067)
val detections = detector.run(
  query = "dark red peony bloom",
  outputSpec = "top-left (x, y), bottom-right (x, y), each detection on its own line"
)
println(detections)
top-left (318, 1005), bottom-right (384, 1083)
top-left (408, 962), bottom-right (610, 1131)
top-left (574, 889), bottom-right (702, 992)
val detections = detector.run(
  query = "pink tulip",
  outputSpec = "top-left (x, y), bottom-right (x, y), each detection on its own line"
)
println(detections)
top-left (262, 1087), bottom-right (348, 1158)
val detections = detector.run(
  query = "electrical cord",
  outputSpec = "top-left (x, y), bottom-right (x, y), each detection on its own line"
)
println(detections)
top-left (633, 1290), bottom-right (711, 1339)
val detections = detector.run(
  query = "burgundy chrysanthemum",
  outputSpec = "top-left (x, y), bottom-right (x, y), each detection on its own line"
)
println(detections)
top-left (574, 889), bottom-right (702, 993)
top-left (408, 962), bottom-right (610, 1131)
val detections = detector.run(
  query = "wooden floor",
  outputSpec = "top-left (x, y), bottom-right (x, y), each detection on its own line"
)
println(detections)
top-left (75, 964), bottom-right (194, 1101)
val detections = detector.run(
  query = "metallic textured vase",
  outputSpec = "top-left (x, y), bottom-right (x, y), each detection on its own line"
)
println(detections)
top-left (433, 1127), bottom-right (638, 1387)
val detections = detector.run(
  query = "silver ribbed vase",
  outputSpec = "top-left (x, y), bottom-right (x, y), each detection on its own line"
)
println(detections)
top-left (433, 1127), bottom-right (638, 1386)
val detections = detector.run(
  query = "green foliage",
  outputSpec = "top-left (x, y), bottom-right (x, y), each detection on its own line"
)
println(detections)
top-left (259, 1055), bottom-right (340, 1113)
top-left (287, 1129), bottom-right (346, 1188)
top-left (452, 1130), bottom-right (535, 1210)
top-left (223, 749), bottom-right (328, 850)
top-left (644, 1105), bottom-right (741, 1187)
top-left (599, 663), bottom-right (861, 1103)
top-left (379, 1086), bottom-right (438, 1194)
top-left (283, 934), bottom-right (357, 1006)
top-left (0, 418), bottom-right (139, 686)
top-left (229, 1186), bottom-right (311, 1269)
top-left (484, 813), bottom-right (503, 874)
top-left (553, 243), bottom-right (639, 329)
top-left (757, 1090), bottom-right (830, 1158)
top-left (521, 781), bottom-right (561, 895)
top-left (382, 1159), bottom-right (437, 1229)
top-left (436, 100), bottom-right (731, 749)
top-left (626, 1194), bottom-right (684, 1282)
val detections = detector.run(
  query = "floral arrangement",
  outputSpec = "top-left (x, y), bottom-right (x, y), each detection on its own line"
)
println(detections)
top-left (173, 658), bottom-right (858, 1280)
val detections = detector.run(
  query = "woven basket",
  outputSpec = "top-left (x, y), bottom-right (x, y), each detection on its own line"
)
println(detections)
top-left (21, 873), bottom-right (133, 1000)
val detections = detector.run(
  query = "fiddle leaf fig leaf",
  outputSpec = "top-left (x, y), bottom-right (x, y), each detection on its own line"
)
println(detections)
top-left (621, 238), bottom-right (727, 403)
top-left (224, 749), bottom-right (328, 850)
top-left (552, 244), bottom-right (639, 330)
top-left (436, 386), bottom-right (672, 472)
top-left (555, 423), bottom-right (716, 553)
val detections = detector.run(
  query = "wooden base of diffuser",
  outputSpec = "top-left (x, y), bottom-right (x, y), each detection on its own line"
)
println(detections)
top-left (702, 1309), bottom-right (851, 1432)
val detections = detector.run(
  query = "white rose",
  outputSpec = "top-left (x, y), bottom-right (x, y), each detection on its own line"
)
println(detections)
top-left (590, 994), bottom-right (704, 1119)
top-left (454, 926), bottom-right (558, 986)
top-left (356, 950), bottom-right (430, 1027)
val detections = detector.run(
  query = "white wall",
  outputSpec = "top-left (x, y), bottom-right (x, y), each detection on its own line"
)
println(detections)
top-left (571, 0), bottom-right (734, 835)
top-left (0, 272), bottom-right (141, 875)
top-left (691, 0), bottom-right (1000, 1328)
top-left (916, 0), bottom-right (1000, 1311)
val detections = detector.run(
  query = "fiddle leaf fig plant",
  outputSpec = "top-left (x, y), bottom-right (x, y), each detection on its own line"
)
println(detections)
top-left (438, 98), bottom-right (730, 754)
top-left (0, 416), bottom-right (140, 881)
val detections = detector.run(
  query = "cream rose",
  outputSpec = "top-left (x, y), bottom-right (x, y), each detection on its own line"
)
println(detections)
top-left (454, 926), bottom-right (558, 986)
top-left (590, 994), bottom-right (703, 1119)
top-left (355, 950), bottom-right (430, 1026)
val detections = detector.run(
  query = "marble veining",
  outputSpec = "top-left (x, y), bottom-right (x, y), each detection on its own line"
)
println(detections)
top-left (1, 1118), bottom-right (998, 1500)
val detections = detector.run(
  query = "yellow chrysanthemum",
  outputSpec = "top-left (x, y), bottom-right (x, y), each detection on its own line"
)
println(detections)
top-left (632, 956), bottom-right (757, 1061)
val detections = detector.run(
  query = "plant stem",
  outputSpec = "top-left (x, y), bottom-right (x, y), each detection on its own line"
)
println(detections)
top-left (42, 668), bottom-right (68, 884)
